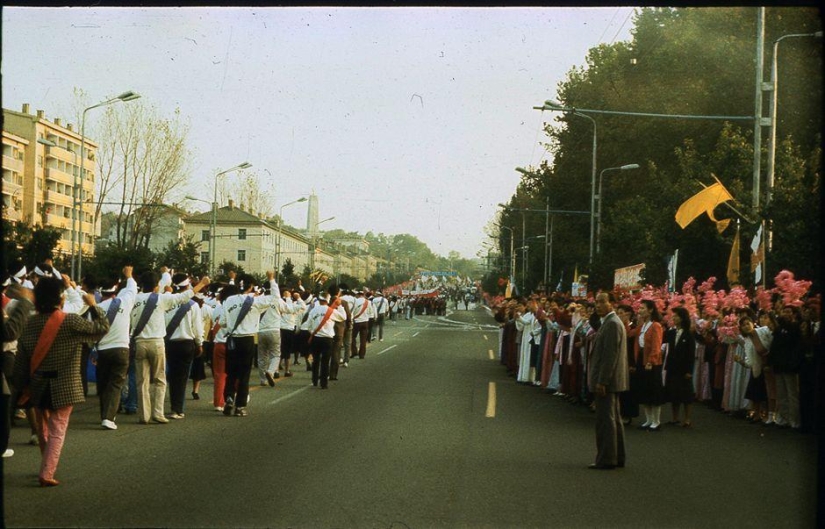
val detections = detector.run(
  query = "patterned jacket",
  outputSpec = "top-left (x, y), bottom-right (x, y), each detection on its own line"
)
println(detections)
top-left (14, 307), bottom-right (109, 409)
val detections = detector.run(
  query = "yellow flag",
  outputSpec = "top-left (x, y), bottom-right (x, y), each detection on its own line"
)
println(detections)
top-left (726, 226), bottom-right (740, 285)
top-left (675, 177), bottom-right (734, 232)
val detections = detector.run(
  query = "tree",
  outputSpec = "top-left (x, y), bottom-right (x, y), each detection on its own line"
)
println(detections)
top-left (280, 258), bottom-right (297, 286)
top-left (155, 234), bottom-right (207, 278)
top-left (220, 169), bottom-right (272, 218)
top-left (95, 100), bottom-right (191, 251)
top-left (2, 220), bottom-right (63, 273)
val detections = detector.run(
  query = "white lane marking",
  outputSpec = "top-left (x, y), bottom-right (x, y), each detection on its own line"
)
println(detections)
top-left (268, 385), bottom-right (311, 406)
top-left (483, 335), bottom-right (488, 341)
top-left (488, 349), bottom-right (494, 360)
top-left (413, 331), bottom-right (420, 337)
top-left (377, 345), bottom-right (398, 356)
top-left (485, 382), bottom-right (496, 418)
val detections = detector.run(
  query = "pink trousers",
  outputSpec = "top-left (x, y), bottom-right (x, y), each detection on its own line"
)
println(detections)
top-left (35, 405), bottom-right (73, 481)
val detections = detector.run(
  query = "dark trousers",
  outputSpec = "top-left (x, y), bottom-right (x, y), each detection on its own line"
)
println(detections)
top-left (224, 336), bottom-right (255, 408)
top-left (310, 336), bottom-right (333, 388)
top-left (330, 322), bottom-right (345, 379)
top-left (374, 315), bottom-right (385, 340)
top-left (594, 392), bottom-right (626, 467)
top-left (166, 340), bottom-right (196, 414)
top-left (96, 347), bottom-right (129, 421)
top-left (351, 322), bottom-right (369, 358)
top-left (120, 355), bottom-right (138, 413)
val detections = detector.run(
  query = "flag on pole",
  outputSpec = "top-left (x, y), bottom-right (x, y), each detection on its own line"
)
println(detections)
top-left (750, 223), bottom-right (764, 285)
top-left (555, 271), bottom-right (563, 293)
top-left (675, 175), bottom-right (734, 233)
top-left (667, 249), bottom-right (679, 292)
top-left (726, 223), bottom-right (741, 285)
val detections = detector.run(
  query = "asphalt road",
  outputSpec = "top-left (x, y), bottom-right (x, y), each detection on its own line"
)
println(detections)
top-left (2, 305), bottom-right (818, 528)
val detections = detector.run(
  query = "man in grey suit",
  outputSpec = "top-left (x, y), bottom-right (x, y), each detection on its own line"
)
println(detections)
top-left (588, 291), bottom-right (629, 470)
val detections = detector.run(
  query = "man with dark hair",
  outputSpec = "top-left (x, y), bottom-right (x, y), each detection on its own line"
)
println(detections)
top-left (350, 290), bottom-right (370, 359)
top-left (768, 305), bottom-right (803, 429)
top-left (588, 291), bottom-right (628, 470)
top-left (328, 284), bottom-right (351, 381)
top-left (95, 266), bottom-right (137, 430)
top-left (164, 273), bottom-right (204, 420)
top-left (218, 272), bottom-right (273, 417)
top-left (338, 285), bottom-right (355, 367)
top-left (130, 271), bottom-right (210, 424)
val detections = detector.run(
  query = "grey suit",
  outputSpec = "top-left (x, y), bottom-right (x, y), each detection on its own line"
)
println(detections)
top-left (589, 311), bottom-right (628, 467)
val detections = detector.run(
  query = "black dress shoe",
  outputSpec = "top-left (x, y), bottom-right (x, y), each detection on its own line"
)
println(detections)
top-left (588, 463), bottom-right (617, 470)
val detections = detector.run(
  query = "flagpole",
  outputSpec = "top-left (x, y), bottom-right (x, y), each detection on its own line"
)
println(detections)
top-left (761, 220), bottom-right (767, 289)
top-left (694, 179), bottom-right (755, 224)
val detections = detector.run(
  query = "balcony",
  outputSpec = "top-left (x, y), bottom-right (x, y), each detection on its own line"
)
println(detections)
top-left (44, 167), bottom-right (74, 185)
top-left (45, 190), bottom-right (74, 207)
top-left (3, 154), bottom-right (24, 174)
top-left (44, 212), bottom-right (71, 230)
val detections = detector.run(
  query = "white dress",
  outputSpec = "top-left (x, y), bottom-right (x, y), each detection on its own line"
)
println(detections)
top-left (515, 312), bottom-right (538, 383)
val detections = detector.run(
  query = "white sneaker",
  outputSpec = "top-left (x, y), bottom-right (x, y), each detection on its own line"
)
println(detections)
top-left (215, 406), bottom-right (224, 412)
top-left (101, 419), bottom-right (118, 430)
top-left (2, 448), bottom-right (13, 458)
top-left (169, 413), bottom-right (185, 420)
top-left (343, 362), bottom-right (349, 368)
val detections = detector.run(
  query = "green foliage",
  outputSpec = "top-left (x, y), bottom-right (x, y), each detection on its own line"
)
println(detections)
top-left (84, 243), bottom-right (156, 281)
top-left (155, 234), bottom-right (207, 278)
top-left (505, 7), bottom-right (822, 293)
top-left (216, 260), bottom-right (244, 283)
top-left (2, 220), bottom-right (63, 273)
top-left (280, 258), bottom-right (297, 286)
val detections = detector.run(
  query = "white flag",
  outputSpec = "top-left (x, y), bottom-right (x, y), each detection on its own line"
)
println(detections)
top-left (750, 224), bottom-right (764, 284)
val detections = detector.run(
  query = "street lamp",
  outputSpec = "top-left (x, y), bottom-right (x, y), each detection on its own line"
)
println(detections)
top-left (211, 162), bottom-right (252, 276)
top-left (275, 196), bottom-right (308, 280)
top-left (499, 225), bottom-right (515, 279)
top-left (73, 91), bottom-right (141, 281)
top-left (765, 31), bottom-right (823, 208)
top-left (596, 163), bottom-right (640, 255)
top-left (311, 216), bottom-right (336, 270)
top-left (540, 100), bottom-right (598, 272)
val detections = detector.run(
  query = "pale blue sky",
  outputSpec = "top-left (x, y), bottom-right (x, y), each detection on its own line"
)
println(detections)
top-left (2, 6), bottom-right (637, 260)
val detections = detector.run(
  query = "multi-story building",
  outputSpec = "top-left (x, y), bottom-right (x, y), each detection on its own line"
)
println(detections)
top-left (2, 104), bottom-right (99, 257)
top-left (2, 130), bottom-right (28, 224)
top-left (185, 199), bottom-right (313, 276)
top-left (101, 204), bottom-right (188, 254)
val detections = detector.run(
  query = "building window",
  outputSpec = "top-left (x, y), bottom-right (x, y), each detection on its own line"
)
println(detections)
top-left (201, 230), bottom-right (210, 242)
top-left (201, 252), bottom-right (209, 264)
top-left (238, 228), bottom-right (247, 240)
top-left (238, 250), bottom-right (246, 262)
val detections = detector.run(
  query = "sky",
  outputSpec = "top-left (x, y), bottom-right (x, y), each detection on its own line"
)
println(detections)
top-left (2, 6), bottom-right (638, 260)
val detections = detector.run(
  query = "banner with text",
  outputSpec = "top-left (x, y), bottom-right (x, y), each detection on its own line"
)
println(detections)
top-left (614, 263), bottom-right (646, 290)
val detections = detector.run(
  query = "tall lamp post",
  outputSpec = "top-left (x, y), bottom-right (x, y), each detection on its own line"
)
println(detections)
top-left (311, 216), bottom-right (336, 270)
top-left (75, 90), bottom-right (141, 281)
top-left (540, 100), bottom-right (597, 272)
top-left (499, 225), bottom-right (515, 280)
top-left (211, 162), bottom-right (252, 276)
top-left (516, 167), bottom-right (551, 286)
top-left (765, 30), bottom-right (822, 253)
top-left (275, 197), bottom-right (308, 280)
top-left (596, 163), bottom-right (640, 255)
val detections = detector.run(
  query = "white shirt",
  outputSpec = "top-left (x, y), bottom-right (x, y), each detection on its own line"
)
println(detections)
top-left (158, 271), bottom-right (173, 291)
top-left (352, 297), bottom-right (371, 323)
top-left (130, 289), bottom-right (196, 340)
top-left (279, 298), bottom-right (299, 331)
top-left (260, 296), bottom-right (294, 333)
top-left (372, 296), bottom-right (389, 316)
top-left (212, 304), bottom-right (228, 344)
top-left (307, 303), bottom-right (346, 339)
top-left (164, 300), bottom-right (204, 345)
top-left (96, 277), bottom-right (138, 351)
top-left (300, 298), bottom-right (320, 331)
top-left (340, 294), bottom-right (355, 323)
top-left (219, 293), bottom-right (272, 337)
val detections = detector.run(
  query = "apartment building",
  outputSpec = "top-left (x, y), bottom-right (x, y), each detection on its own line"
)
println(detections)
top-left (2, 104), bottom-right (99, 257)
top-left (2, 131), bottom-right (28, 224)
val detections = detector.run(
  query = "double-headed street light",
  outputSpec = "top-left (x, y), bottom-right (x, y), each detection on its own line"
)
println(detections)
top-left (76, 90), bottom-right (141, 281)
top-left (596, 163), bottom-right (640, 255)
top-left (211, 162), bottom-right (252, 276)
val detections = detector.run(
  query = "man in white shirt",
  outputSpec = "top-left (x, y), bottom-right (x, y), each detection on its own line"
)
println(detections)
top-left (339, 286), bottom-right (356, 366)
top-left (258, 276), bottom-right (289, 386)
top-left (164, 273), bottom-right (205, 419)
top-left (218, 273), bottom-right (273, 417)
top-left (95, 266), bottom-right (137, 430)
top-left (130, 271), bottom-right (210, 424)
top-left (350, 290), bottom-right (371, 359)
top-left (307, 292), bottom-right (346, 389)
top-left (158, 266), bottom-right (173, 292)
top-left (371, 291), bottom-right (389, 342)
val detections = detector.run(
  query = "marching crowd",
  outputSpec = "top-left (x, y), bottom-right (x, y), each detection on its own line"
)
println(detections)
top-left (490, 277), bottom-right (820, 434)
top-left (1, 261), bottom-right (398, 487)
